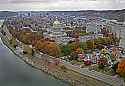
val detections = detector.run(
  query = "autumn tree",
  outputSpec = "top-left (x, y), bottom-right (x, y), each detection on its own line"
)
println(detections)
top-left (117, 59), bottom-right (125, 78)
top-left (69, 51), bottom-right (79, 60)
top-left (75, 47), bottom-right (83, 54)
top-left (44, 41), bottom-right (61, 57)
top-left (35, 39), bottom-right (61, 57)
top-left (9, 37), bottom-right (17, 48)
top-left (86, 40), bottom-right (95, 49)
top-left (17, 30), bottom-right (33, 44)
top-left (7, 26), bottom-right (62, 57)
top-left (68, 42), bottom-right (79, 51)
top-left (23, 45), bottom-right (34, 56)
top-left (34, 39), bottom-right (48, 53)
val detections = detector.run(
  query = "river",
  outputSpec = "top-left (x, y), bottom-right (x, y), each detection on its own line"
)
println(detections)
top-left (0, 20), bottom-right (69, 86)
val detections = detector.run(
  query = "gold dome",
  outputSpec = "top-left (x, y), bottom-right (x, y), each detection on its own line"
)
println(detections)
top-left (53, 18), bottom-right (62, 29)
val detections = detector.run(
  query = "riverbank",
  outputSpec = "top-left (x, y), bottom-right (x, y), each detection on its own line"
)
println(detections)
top-left (0, 31), bottom-right (124, 86)
top-left (0, 36), bottom-right (69, 86)
top-left (0, 33), bottom-right (72, 85)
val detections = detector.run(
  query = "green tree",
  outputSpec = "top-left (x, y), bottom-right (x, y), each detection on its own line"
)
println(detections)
top-left (69, 52), bottom-right (79, 60)
top-left (23, 45), bottom-right (34, 56)
top-left (86, 40), bottom-right (94, 49)
top-left (68, 42), bottom-right (79, 51)
top-left (60, 45), bottom-right (72, 56)
top-left (79, 42), bottom-right (87, 50)
top-left (9, 37), bottom-right (17, 48)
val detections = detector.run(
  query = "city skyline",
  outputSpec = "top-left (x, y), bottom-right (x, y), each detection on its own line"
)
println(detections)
top-left (0, 0), bottom-right (125, 11)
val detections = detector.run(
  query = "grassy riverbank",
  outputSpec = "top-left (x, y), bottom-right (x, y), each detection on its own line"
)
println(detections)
top-left (0, 33), bottom-right (71, 85)
top-left (0, 33), bottom-right (111, 86)
top-left (1, 31), bottom-right (124, 86)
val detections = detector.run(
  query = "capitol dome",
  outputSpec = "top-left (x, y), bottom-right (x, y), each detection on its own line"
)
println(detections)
top-left (53, 20), bottom-right (61, 25)
top-left (53, 18), bottom-right (62, 29)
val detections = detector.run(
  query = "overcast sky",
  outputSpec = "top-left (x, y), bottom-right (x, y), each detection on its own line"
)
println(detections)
top-left (0, 0), bottom-right (125, 11)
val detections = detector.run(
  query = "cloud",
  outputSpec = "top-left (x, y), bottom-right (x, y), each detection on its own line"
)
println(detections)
top-left (9, 0), bottom-right (57, 3)
top-left (0, 0), bottom-right (124, 11)
top-left (0, 0), bottom-right (114, 3)
top-left (0, 0), bottom-right (65, 4)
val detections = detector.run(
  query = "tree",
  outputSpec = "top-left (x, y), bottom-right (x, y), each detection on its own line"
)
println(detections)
top-left (8, 27), bottom-right (61, 57)
top-left (98, 57), bottom-right (107, 69)
top-left (75, 47), bottom-right (83, 54)
top-left (44, 42), bottom-right (61, 57)
top-left (60, 45), bottom-right (72, 56)
top-left (23, 45), bottom-right (34, 56)
top-left (86, 40), bottom-right (94, 49)
top-left (69, 52), bottom-right (79, 60)
top-left (68, 42), bottom-right (79, 51)
top-left (79, 42), bottom-right (87, 50)
top-left (112, 36), bottom-right (120, 46)
top-left (35, 40), bottom-right (61, 57)
top-left (9, 37), bottom-right (17, 48)
top-left (117, 59), bottom-right (125, 78)
top-left (18, 31), bottom-right (32, 44)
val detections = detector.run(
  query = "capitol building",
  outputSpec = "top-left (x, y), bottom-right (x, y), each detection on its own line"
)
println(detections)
top-left (53, 17), bottom-right (64, 29)
top-left (43, 17), bottom-right (74, 45)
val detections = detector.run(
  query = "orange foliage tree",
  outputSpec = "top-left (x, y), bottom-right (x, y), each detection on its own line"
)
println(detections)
top-left (9, 28), bottom-right (61, 57)
top-left (45, 42), bottom-right (61, 57)
top-left (34, 39), bottom-right (61, 57)
top-left (117, 59), bottom-right (125, 77)
top-left (75, 47), bottom-right (83, 54)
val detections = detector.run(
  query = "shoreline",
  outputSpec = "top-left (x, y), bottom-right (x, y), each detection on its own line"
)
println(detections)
top-left (0, 31), bottom-right (124, 86)
top-left (0, 34), bottom-right (71, 86)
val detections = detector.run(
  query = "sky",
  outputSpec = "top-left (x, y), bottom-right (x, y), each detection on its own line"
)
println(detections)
top-left (0, 0), bottom-right (125, 11)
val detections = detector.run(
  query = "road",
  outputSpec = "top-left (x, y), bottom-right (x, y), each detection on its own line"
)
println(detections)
top-left (62, 60), bottom-right (125, 86)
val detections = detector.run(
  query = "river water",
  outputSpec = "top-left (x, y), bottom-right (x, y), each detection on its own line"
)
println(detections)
top-left (0, 20), bottom-right (68, 86)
